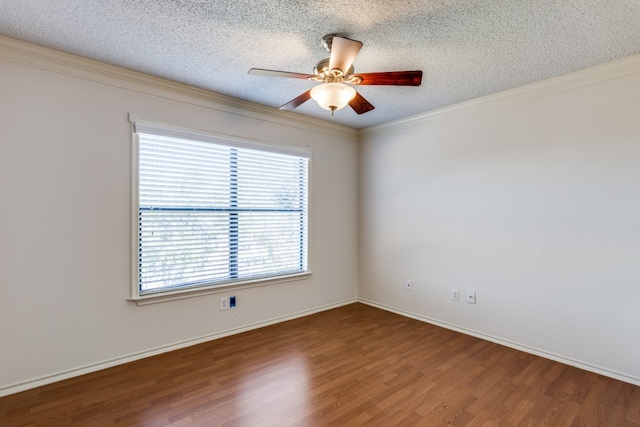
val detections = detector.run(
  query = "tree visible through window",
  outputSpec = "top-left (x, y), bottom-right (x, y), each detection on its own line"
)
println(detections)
top-left (134, 128), bottom-right (309, 296)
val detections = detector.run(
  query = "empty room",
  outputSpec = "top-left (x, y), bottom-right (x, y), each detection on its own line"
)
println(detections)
top-left (1, 1), bottom-right (639, 426)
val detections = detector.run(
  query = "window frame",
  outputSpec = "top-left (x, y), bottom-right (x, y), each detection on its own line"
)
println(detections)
top-left (128, 114), bottom-right (312, 305)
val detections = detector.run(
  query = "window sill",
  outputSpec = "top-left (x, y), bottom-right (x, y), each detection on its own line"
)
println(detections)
top-left (128, 271), bottom-right (311, 306)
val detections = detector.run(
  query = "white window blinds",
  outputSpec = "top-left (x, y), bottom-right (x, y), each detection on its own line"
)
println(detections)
top-left (134, 125), bottom-right (309, 296)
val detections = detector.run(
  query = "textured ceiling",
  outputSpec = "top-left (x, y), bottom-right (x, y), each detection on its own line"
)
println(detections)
top-left (1, 0), bottom-right (640, 129)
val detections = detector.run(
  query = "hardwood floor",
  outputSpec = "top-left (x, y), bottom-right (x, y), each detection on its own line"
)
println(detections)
top-left (2, 303), bottom-right (639, 426)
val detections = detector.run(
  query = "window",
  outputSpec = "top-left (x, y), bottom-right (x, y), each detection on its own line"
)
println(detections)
top-left (130, 117), bottom-right (310, 301)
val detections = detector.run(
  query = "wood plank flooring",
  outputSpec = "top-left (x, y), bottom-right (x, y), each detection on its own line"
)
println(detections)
top-left (1, 303), bottom-right (639, 426)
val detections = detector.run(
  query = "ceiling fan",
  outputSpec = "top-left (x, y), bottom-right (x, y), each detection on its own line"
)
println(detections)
top-left (248, 34), bottom-right (422, 115)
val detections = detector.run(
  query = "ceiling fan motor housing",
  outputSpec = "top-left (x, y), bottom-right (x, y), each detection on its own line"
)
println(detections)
top-left (313, 58), bottom-right (355, 82)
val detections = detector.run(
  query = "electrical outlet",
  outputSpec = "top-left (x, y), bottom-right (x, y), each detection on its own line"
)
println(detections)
top-left (220, 297), bottom-right (229, 311)
top-left (467, 290), bottom-right (476, 304)
top-left (405, 280), bottom-right (412, 291)
top-left (230, 296), bottom-right (236, 308)
top-left (452, 289), bottom-right (459, 301)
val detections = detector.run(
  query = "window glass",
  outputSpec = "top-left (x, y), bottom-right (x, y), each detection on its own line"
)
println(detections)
top-left (134, 129), bottom-right (309, 296)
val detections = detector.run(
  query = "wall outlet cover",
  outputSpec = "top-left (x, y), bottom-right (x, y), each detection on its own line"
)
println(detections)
top-left (466, 290), bottom-right (476, 304)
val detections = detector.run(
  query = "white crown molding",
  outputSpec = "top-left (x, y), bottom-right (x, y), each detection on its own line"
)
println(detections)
top-left (359, 298), bottom-right (640, 387)
top-left (360, 53), bottom-right (640, 138)
top-left (7, 34), bottom-right (637, 142)
top-left (0, 35), bottom-right (357, 140)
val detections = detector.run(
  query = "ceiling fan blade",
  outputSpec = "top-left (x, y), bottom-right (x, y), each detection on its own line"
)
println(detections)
top-left (349, 91), bottom-right (375, 115)
top-left (329, 36), bottom-right (363, 74)
top-left (352, 70), bottom-right (423, 86)
top-left (248, 68), bottom-right (314, 79)
top-left (279, 90), bottom-right (312, 111)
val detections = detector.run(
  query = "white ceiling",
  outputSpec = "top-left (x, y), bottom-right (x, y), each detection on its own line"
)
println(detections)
top-left (1, 0), bottom-right (640, 129)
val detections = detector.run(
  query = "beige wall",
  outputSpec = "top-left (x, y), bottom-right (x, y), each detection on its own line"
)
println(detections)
top-left (358, 57), bottom-right (640, 385)
top-left (2, 35), bottom-right (639, 395)
top-left (0, 37), bottom-right (359, 396)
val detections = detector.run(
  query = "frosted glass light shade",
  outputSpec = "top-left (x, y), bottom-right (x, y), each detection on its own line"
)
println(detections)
top-left (310, 83), bottom-right (357, 113)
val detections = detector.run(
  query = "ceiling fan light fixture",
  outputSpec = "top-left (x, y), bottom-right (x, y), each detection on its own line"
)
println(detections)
top-left (310, 83), bottom-right (356, 115)
top-left (249, 34), bottom-right (422, 116)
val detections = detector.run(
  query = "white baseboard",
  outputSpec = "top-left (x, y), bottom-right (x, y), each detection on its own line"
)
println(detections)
top-left (0, 298), bottom-right (357, 398)
top-left (358, 298), bottom-right (640, 387)
top-left (6, 296), bottom-right (635, 398)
